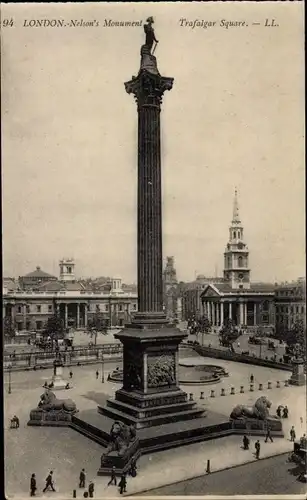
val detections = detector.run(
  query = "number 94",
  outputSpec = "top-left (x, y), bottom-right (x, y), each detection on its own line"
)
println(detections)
top-left (2, 18), bottom-right (14, 28)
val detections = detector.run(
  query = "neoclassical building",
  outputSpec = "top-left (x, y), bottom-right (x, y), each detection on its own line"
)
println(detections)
top-left (3, 259), bottom-right (138, 331)
top-left (200, 190), bottom-right (275, 329)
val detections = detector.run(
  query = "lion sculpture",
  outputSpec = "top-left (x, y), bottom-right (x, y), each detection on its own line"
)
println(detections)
top-left (230, 396), bottom-right (277, 421)
top-left (38, 389), bottom-right (77, 413)
top-left (102, 421), bottom-right (137, 458)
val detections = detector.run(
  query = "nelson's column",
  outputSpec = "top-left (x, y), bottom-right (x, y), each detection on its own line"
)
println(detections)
top-left (97, 18), bottom-right (207, 454)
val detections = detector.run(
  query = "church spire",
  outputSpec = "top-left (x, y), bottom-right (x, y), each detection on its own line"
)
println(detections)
top-left (232, 187), bottom-right (241, 224)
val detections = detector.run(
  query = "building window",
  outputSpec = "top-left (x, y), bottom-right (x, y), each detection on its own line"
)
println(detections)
top-left (17, 306), bottom-right (22, 313)
top-left (26, 305), bottom-right (30, 313)
top-left (26, 322), bottom-right (31, 331)
top-left (119, 305), bottom-right (123, 312)
top-left (36, 321), bottom-right (42, 330)
top-left (133, 304), bottom-right (137, 310)
top-left (105, 305), bottom-right (109, 312)
top-left (48, 305), bottom-right (52, 312)
top-left (238, 256), bottom-right (243, 267)
top-left (37, 305), bottom-right (41, 313)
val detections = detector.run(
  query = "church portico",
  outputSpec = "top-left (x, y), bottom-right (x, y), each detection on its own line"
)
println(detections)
top-left (202, 290), bottom-right (275, 329)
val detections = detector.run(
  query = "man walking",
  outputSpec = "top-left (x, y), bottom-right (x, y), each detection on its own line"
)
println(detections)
top-left (30, 473), bottom-right (37, 496)
top-left (88, 480), bottom-right (94, 498)
top-left (255, 440), bottom-right (260, 459)
top-left (250, 374), bottom-right (254, 384)
top-left (108, 466), bottom-right (117, 486)
top-left (265, 425), bottom-right (273, 443)
top-left (95, 370), bottom-right (99, 380)
top-left (79, 468), bottom-right (86, 488)
top-left (119, 474), bottom-right (127, 495)
top-left (69, 370), bottom-right (73, 379)
top-left (243, 435), bottom-right (250, 450)
top-left (290, 426), bottom-right (296, 442)
top-left (43, 471), bottom-right (55, 492)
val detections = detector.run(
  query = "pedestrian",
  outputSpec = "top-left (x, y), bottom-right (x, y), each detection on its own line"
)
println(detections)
top-left (108, 466), bottom-right (117, 486)
top-left (43, 471), bottom-right (55, 492)
top-left (69, 370), bottom-right (73, 379)
top-left (300, 416), bottom-right (304, 426)
top-left (290, 426), bottom-right (296, 442)
top-left (243, 435), bottom-right (250, 450)
top-left (250, 374), bottom-right (254, 384)
top-left (14, 415), bottom-right (20, 428)
top-left (83, 493), bottom-right (89, 498)
top-left (79, 468), bottom-right (86, 488)
top-left (283, 406), bottom-right (289, 418)
top-left (119, 474), bottom-right (127, 495)
top-left (276, 405), bottom-right (282, 418)
top-left (30, 473), bottom-right (37, 496)
top-left (96, 370), bottom-right (99, 380)
top-left (255, 440), bottom-right (260, 459)
top-left (88, 480), bottom-right (94, 498)
top-left (129, 459), bottom-right (137, 477)
top-left (265, 425), bottom-right (273, 443)
top-left (237, 342), bottom-right (240, 349)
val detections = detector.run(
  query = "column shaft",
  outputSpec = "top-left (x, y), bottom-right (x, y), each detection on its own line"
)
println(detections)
top-left (77, 303), bottom-right (80, 329)
top-left (220, 302), bottom-right (224, 326)
top-left (137, 103), bottom-right (163, 313)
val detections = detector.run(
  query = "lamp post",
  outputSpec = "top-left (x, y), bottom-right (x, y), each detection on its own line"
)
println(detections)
top-left (8, 362), bottom-right (12, 394)
top-left (101, 354), bottom-right (104, 383)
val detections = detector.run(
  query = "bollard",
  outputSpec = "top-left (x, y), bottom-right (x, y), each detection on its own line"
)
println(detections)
top-left (200, 391), bottom-right (204, 399)
top-left (240, 386), bottom-right (244, 393)
top-left (267, 381), bottom-right (272, 389)
top-left (210, 389), bottom-right (215, 398)
top-left (230, 387), bottom-right (235, 395)
top-left (259, 383), bottom-right (263, 390)
top-left (250, 383), bottom-right (254, 392)
top-left (189, 393), bottom-right (194, 401)
top-left (73, 490), bottom-right (76, 498)
top-left (221, 388), bottom-right (225, 396)
top-left (284, 380), bottom-right (289, 387)
top-left (276, 380), bottom-right (280, 388)
top-left (206, 459), bottom-right (211, 474)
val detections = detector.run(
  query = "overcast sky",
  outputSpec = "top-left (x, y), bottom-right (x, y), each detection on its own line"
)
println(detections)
top-left (2, 2), bottom-right (305, 283)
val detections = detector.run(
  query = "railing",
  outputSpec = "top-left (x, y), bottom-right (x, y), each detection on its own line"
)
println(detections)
top-left (192, 344), bottom-right (297, 371)
top-left (3, 343), bottom-right (123, 370)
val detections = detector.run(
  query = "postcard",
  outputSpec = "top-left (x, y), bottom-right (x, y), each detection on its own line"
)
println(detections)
top-left (2, 1), bottom-right (305, 499)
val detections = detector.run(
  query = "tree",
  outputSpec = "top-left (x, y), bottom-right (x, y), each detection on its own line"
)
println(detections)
top-left (219, 319), bottom-right (240, 352)
top-left (3, 317), bottom-right (15, 338)
top-left (43, 314), bottom-right (64, 341)
top-left (283, 320), bottom-right (306, 355)
top-left (87, 312), bottom-right (108, 344)
top-left (196, 315), bottom-right (211, 346)
top-left (198, 315), bottom-right (211, 334)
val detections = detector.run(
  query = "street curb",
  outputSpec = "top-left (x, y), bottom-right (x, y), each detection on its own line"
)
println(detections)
top-left (126, 450), bottom-right (291, 496)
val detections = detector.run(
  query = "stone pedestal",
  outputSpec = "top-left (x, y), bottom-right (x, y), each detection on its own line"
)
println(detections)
top-left (48, 361), bottom-right (70, 390)
top-left (289, 358), bottom-right (306, 386)
top-left (99, 326), bottom-right (204, 429)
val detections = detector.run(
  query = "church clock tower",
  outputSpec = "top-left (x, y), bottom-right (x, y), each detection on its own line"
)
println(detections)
top-left (223, 189), bottom-right (250, 290)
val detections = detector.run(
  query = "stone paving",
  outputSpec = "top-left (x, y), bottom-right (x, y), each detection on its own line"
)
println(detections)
top-left (4, 354), bottom-right (306, 498)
